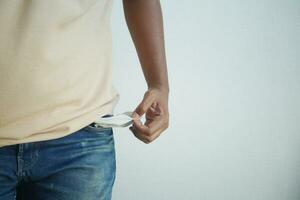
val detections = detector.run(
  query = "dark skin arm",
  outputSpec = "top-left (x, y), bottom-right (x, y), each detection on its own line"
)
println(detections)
top-left (123, 0), bottom-right (169, 144)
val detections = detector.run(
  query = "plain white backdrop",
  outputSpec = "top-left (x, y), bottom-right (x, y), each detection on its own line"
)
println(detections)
top-left (110, 1), bottom-right (300, 200)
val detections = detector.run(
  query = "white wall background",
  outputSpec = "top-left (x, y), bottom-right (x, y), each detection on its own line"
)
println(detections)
top-left (110, 0), bottom-right (300, 200)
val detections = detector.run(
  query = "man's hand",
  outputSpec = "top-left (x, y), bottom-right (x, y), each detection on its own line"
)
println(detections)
top-left (129, 87), bottom-right (169, 144)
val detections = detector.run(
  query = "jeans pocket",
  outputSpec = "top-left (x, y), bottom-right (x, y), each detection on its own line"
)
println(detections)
top-left (82, 114), bottom-right (114, 135)
top-left (85, 125), bottom-right (113, 134)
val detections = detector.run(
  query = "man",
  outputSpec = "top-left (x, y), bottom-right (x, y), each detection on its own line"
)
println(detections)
top-left (0, 0), bottom-right (169, 200)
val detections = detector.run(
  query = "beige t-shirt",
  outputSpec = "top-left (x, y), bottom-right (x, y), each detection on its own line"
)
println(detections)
top-left (0, 0), bottom-right (120, 148)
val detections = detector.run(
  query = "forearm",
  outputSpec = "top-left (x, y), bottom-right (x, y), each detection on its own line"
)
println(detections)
top-left (123, 0), bottom-right (169, 93)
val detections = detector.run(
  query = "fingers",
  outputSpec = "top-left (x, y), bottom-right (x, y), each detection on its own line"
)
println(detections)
top-left (147, 125), bottom-right (166, 142)
top-left (133, 90), bottom-right (155, 117)
top-left (130, 126), bottom-right (164, 144)
top-left (130, 115), bottom-right (168, 144)
top-left (129, 126), bottom-right (150, 144)
top-left (145, 103), bottom-right (162, 121)
top-left (130, 88), bottom-right (169, 144)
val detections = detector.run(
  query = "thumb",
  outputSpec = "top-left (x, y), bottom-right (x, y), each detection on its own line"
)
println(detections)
top-left (133, 93), bottom-right (153, 118)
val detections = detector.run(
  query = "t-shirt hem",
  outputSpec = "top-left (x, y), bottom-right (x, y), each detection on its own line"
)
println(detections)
top-left (0, 100), bottom-right (118, 148)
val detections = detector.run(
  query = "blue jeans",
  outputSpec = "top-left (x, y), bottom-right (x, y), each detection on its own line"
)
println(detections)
top-left (0, 114), bottom-right (116, 200)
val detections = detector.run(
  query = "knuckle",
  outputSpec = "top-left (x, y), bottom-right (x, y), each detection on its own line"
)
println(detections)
top-left (140, 105), bottom-right (147, 113)
top-left (142, 108), bottom-right (148, 113)
top-left (145, 136), bottom-right (153, 144)
top-left (143, 139), bottom-right (150, 144)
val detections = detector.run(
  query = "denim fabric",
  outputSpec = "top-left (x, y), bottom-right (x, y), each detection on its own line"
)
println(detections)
top-left (0, 114), bottom-right (116, 200)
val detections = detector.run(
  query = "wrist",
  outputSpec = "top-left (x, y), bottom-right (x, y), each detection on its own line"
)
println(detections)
top-left (148, 85), bottom-right (169, 94)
